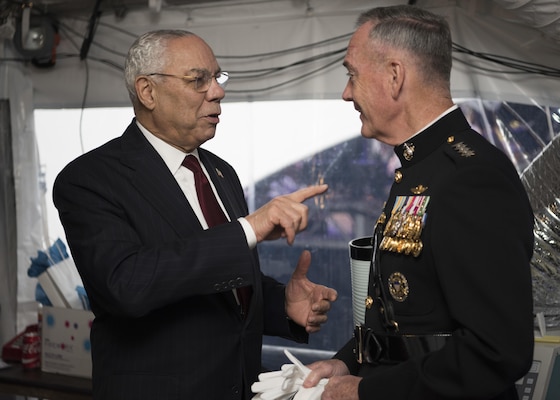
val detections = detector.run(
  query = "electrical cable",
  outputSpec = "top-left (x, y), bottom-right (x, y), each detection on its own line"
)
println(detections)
top-left (80, 0), bottom-right (103, 60)
top-left (52, 12), bottom-right (560, 81)
top-left (3, 12), bottom-right (559, 94)
top-left (58, 19), bottom-right (128, 58)
top-left (215, 32), bottom-right (352, 59)
top-left (55, 21), bottom-right (91, 153)
top-left (78, 58), bottom-right (89, 154)
top-left (452, 43), bottom-right (560, 78)
top-left (227, 48), bottom-right (346, 79)
top-left (226, 55), bottom-right (344, 94)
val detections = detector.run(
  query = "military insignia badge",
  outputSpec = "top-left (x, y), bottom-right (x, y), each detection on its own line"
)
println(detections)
top-left (403, 142), bottom-right (415, 161)
top-left (380, 195), bottom-right (429, 257)
top-left (411, 185), bottom-right (427, 195)
top-left (388, 272), bottom-right (409, 302)
top-left (394, 170), bottom-right (403, 183)
top-left (451, 141), bottom-right (475, 157)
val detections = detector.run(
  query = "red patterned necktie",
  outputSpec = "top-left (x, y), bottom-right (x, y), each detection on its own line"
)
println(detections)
top-left (182, 154), bottom-right (252, 316)
top-left (182, 155), bottom-right (228, 227)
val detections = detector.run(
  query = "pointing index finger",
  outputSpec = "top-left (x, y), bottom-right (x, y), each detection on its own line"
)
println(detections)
top-left (286, 184), bottom-right (328, 203)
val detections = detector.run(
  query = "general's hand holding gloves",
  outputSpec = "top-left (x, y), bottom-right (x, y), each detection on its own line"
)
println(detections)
top-left (251, 349), bottom-right (328, 400)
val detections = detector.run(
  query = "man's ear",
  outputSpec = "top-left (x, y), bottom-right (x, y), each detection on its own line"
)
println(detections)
top-left (389, 60), bottom-right (405, 100)
top-left (135, 76), bottom-right (156, 110)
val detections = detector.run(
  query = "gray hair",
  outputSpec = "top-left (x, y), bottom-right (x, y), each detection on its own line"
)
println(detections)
top-left (124, 30), bottom-right (195, 103)
top-left (356, 5), bottom-right (452, 84)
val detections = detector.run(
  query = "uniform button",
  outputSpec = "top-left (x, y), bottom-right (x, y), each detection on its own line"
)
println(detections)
top-left (235, 277), bottom-right (244, 287)
top-left (228, 279), bottom-right (237, 288)
top-left (231, 385), bottom-right (240, 394)
top-left (365, 296), bottom-right (374, 309)
top-left (395, 170), bottom-right (403, 183)
top-left (214, 284), bottom-right (222, 291)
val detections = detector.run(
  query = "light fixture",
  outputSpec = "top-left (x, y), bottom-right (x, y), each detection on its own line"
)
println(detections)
top-left (13, 6), bottom-right (58, 67)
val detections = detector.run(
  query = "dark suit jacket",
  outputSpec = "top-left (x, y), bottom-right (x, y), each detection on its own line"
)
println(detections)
top-left (335, 108), bottom-right (534, 400)
top-left (53, 120), bottom-right (307, 400)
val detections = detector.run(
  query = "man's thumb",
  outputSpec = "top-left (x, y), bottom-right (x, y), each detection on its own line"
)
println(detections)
top-left (292, 249), bottom-right (312, 279)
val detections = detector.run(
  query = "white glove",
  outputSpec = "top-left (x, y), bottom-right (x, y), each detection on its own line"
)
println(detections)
top-left (251, 349), bottom-right (328, 400)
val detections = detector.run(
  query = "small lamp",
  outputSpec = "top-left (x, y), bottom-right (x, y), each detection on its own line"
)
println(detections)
top-left (13, 8), bottom-right (58, 67)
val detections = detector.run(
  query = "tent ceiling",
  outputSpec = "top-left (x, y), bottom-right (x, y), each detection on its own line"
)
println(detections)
top-left (2, 0), bottom-right (560, 107)
top-left (492, 0), bottom-right (560, 44)
top-left (5, 0), bottom-right (261, 18)
top-left (13, 0), bottom-right (560, 44)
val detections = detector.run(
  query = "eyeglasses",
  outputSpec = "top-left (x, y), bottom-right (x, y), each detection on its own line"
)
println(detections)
top-left (146, 71), bottom-right (229, 93)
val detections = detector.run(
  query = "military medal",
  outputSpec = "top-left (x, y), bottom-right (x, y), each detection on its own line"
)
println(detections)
top-left (380, 195), bottom-right (429, 257)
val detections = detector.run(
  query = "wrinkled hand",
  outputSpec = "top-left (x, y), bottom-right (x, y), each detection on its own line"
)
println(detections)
top-left (251, 350), bottom-right (328, 400)
top-left (246, 184), bottom-right (328, 245)
top-left (286, 250), bottom-right (338, 333)
top-left (303, 359), bottom-right (360, 400)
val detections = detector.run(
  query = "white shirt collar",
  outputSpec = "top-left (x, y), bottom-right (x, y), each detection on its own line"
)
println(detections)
top-left (135, 120), bottom-right (199, 174)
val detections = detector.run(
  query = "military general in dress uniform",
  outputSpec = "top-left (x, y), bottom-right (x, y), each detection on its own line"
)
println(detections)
top-left (302, 5), bottom-right (534, 400)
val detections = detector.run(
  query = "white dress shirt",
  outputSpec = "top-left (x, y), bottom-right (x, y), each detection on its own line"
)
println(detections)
top-left (136, 121), bottom-right (257, 248)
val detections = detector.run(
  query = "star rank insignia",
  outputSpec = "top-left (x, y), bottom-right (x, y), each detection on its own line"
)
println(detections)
top-left (451, 142), bottom-right (475, 157)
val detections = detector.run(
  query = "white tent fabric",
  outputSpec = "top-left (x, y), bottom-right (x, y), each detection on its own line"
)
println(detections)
top-left (493, 0), bottom-right (560, 42)
top-left (20, 0), bottom-right (560, 108)
top-left (0, 65), bottom-right (46, 339)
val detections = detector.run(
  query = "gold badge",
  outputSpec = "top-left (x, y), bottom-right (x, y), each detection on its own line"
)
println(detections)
top-left (403, 143), bottom-right (415, 161)
top-left (388, 272), bottom-right (409, 302)
top-left (394, 170), bottom-right (403, 183)
top-left (411, 185), bottom-right (428, 195)
top-left (365, 296), bottom-right (374, 309)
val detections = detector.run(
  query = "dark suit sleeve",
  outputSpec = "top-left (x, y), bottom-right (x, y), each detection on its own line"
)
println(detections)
top-left (355, 163), bottom-right (534, 399)
top-left (262, 274), bottom-right (308, 343)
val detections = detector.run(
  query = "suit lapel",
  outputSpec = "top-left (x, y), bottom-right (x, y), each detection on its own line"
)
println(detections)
top-left (117, 122), bottom-right (246, 316)
top-left (119, 121), bottom-right (202, 236)
top-left (198, 150), bottom-right (246, 220)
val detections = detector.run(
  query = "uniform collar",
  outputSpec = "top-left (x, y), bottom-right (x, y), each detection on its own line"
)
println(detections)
top-left (394, 106), bottom-right (468, 167)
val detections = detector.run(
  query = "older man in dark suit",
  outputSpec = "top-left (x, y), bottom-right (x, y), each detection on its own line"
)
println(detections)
top-left (53, 30), bottom-right (337, 400)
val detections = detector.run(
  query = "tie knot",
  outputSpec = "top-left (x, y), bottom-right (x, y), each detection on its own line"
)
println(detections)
top-left (182, 154), bottom-right (203, 174)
